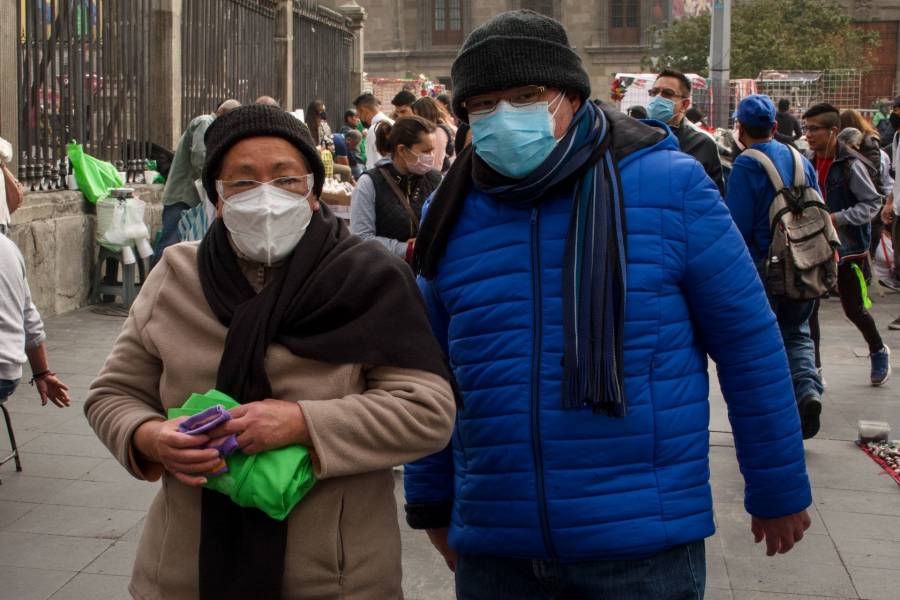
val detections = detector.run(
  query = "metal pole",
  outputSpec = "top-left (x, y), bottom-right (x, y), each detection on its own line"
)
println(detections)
top-left (709, 0), bottom-right (731, 130)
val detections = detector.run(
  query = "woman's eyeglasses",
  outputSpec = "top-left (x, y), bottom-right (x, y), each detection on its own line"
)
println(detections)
top-left (216, 175), bottom-right (314, 198)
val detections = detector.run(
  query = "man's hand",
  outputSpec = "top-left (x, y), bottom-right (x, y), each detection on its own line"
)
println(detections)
top-left (751, 510), bottom-right (811, 556)
top-left (133, 418), bottom-right (222, 487)
top-left (35, 373), bottom-right (70, 407)
top-left (207, 399), bottom-right (309, 455)
top-left (426, 527), bottom-right (458, 572)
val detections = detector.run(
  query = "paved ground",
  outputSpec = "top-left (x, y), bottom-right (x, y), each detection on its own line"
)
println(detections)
top-left (0, 292), bottom-right (900, 600)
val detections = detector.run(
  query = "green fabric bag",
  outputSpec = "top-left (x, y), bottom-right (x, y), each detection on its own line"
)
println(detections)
top-left (66, 141), bottom-right (124, 204)
top-left (168, 390), bottom-right (317, 521)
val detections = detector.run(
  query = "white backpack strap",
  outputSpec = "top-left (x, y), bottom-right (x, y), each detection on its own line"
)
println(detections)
top-left (787, 145), bottom-right (806, 187)
top-left (742, 148), bottom-right (788, 191)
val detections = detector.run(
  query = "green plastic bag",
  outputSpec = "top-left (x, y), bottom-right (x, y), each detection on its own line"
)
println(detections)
top-left (66, 141), bottom-right (123, 204)
top-left (168, 390), bottom-right (317, 520)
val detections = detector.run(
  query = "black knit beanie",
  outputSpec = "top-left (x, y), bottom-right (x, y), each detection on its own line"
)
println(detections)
top-left (451, 10), bottom-right (591, 122)
top-left (202, 104), bottom-right (325, 203)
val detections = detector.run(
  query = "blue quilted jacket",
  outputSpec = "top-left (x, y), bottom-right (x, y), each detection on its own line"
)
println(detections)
top-left (404, 111), bottom-right (812, 561)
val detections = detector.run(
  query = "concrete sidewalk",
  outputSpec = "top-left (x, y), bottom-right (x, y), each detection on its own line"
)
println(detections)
top-left (0, 294), bottom-right (899, 599)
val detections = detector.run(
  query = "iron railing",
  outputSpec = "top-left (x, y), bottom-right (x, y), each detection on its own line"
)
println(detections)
top-left (293, 0), bottom-right (352, 132)
top-left (181, 0), bottom-right (277, 128)
top-left (17, 0), bottom-right (153, 190)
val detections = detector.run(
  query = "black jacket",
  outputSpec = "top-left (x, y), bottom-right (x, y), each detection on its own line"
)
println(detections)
top-left (672, 122), bottom-right (726, 196)
top-left (776, 111), bottom-right (802, 140)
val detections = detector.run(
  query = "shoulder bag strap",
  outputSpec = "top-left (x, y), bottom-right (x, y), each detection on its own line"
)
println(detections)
top-left (379, 167), bottom-right (420, 236)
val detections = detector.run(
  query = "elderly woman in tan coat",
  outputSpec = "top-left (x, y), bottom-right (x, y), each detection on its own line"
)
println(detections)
top-left (85, 105), bottom-right (455, 600)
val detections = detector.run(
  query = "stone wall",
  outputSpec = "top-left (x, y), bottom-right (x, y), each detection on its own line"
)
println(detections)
top-left (6, 186), bottom-right (164, 318)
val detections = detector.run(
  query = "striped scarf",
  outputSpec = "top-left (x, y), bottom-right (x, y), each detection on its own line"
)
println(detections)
top-left (416, 101), bottom-right (628, 416)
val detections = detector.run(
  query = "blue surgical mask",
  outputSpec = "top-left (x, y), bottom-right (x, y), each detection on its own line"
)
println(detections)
top-left (647, 96), bottom-right (676, 123)
top-left (469, 93), bottom-right (564, 179)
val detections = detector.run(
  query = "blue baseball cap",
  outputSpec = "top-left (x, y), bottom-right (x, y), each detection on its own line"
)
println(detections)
top-left (736, 94), bottom-right (776, 128)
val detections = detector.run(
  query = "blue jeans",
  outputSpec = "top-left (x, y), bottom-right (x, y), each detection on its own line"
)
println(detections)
top-left (770, 297), bottom-right (823, 402)
top-left (455, 541), bottom-right (706, 600)
top-left (152, 202), bottom-right (191, 266)
top-left (0, 379), bottom-right (20, 403)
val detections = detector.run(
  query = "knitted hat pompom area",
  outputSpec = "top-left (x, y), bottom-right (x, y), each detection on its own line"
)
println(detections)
top-left (201, 104), bottom-right (325, 204)
top-left (450, 10), bottom-right (591, 122)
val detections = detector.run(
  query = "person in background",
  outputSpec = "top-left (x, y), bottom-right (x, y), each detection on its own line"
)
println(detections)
top-left (686, 107), bottom-right (715, 133)
top-left (413, 96), bottom-right (455, 174)
top-left (391, 90), bottom-right (417, 119)
top-left (878, 95), bottom-right (900, 148)
top-left (436, 93), bottom-right (457, 127)
top-left (345, 129), bottom-right (365, 180)
top-left (725, 95), bottom-right (824, 439)
top-left (884, 111), bottom-right (900, 328)
top-left (0, 136), bottom-right (22, 236)
top-left (804, 102), bottom-right (890, 386)
top-left (840, 109), bottom-right (886, 257)
top-left (776, 99), bottom-right (803, 140)
top-left (626, 105), bottom-right (647, 119)
top-left (354, 93), bottom-right (394, 169)
top-left (350, 116), bottom-right (440, 264)
top-left (0, 234), bottom-right (70, 409)
top-left (255, 96), bottom-right (281, 108)
top-left (154, 99), bottom-right (241, 262)
top-left (305, 99), bottom-right (335, 152)
top-left (84, 104), bottom-right (455, 600)
top-left (648, 68), bottom-right (726, 195)
top-left (340, 109), bottom-right (359, 135)
top-left (331, 132), bottom-right (354, 183)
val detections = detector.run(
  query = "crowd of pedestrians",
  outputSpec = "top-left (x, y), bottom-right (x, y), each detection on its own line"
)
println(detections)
top-left (2, 7), bottom-right (900, 600)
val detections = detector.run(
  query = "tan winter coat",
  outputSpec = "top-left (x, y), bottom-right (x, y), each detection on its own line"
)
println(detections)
top-left (85, 242), bottom-right (455, 600)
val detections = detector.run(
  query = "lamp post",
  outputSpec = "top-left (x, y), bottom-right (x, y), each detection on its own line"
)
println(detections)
top-left (709, 0), bottom-right (731, 129)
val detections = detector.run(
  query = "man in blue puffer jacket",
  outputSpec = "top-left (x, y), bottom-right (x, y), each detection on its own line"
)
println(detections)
top-left (407, 10), bottom-right (813, 599)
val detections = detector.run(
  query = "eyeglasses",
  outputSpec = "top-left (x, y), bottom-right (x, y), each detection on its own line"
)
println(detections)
top-left (801, 125), bottom-right (831, 134)
top-left (648, 87), bottom-right (685, 100)
top-left (216, 174), bottom-right (314, 198)
top-left (462, 85), bottom-right (549, 116)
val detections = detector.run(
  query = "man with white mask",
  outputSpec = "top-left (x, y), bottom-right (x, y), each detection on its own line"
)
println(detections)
top-left (84, 104), bottom-right (455, 600)
top-left (406, 10), bottom-right (812, 599)
top-left (648, 69), bottom-right (725, 195)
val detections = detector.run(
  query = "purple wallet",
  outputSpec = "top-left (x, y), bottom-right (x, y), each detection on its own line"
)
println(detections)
top-left (178, 406), bottom-right (240, 475)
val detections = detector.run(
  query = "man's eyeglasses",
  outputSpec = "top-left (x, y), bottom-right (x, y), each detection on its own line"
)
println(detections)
top-left (801, 124), bottom-right (831, 134)
top-left (648, 87), bottom-right (685, 100)
top-left (462, 85), bottom-right (548, 116)
top-left (216, 174), bottom-right (314, 199)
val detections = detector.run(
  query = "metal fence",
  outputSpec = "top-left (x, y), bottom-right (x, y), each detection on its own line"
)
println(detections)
top-left (17, 0), bottom-right (153, 190)
top-left (181, 0), bottom-right (277, 128)
top-left (293, 0), bottom-right (352, 132)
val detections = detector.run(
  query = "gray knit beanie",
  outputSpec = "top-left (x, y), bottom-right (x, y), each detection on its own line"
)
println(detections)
top-left (451, 10), bottom-right (591, 122)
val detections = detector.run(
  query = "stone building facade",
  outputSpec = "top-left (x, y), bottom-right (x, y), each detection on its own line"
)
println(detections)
top-left (359, 0), bottom-right (900, 106)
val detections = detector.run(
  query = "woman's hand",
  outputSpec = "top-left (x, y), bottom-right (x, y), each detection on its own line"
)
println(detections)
top-left (208, 400), bottom-right (309, 455)
top-left (133, 418), bottom-right (222, 487)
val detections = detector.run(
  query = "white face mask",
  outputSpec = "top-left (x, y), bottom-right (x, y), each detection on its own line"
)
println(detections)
top-left (221, 183), bottom-right (313, 266)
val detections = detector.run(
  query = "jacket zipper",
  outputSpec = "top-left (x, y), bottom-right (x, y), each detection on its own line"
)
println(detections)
top-left (530, 207), bottom-right (557, 559)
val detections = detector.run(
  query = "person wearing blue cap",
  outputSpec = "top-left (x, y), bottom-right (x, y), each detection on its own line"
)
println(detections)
top-left (725, 94), bottom-right (825, 438)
